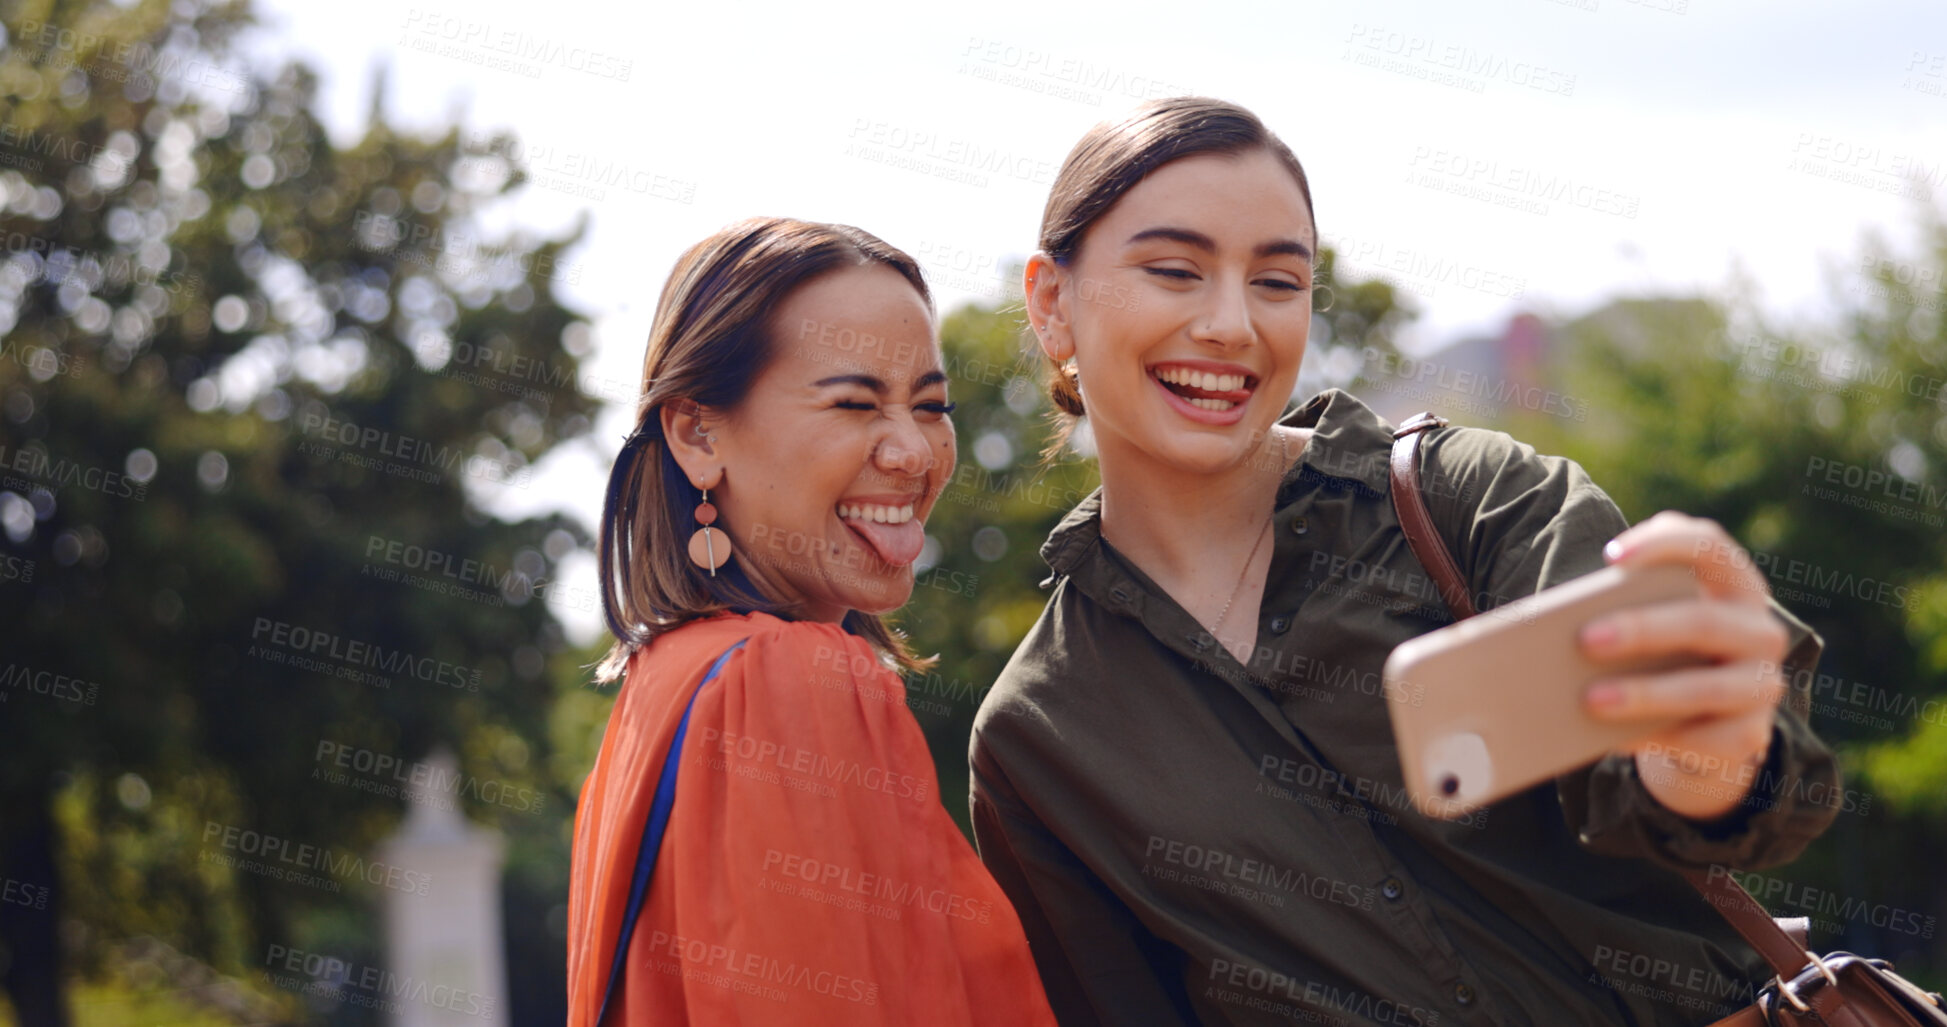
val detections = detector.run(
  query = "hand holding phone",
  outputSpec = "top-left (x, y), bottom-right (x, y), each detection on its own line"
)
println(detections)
top-left (1385, 563), bottom-right (1706, 819)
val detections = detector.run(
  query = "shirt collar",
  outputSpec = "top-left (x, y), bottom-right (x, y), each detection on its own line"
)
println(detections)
top-left (1039, 388), bottom-right (1400, 579)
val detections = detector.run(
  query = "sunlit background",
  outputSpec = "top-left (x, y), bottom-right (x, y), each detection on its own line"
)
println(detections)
top-left (243, 0), bottom-right (1947, 644)
top-left (1, 0), bottom-right (1943, 1022)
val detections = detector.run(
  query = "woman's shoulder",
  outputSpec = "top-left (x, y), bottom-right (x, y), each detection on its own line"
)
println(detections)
top-left (973, 591), bottom-right (1081, 743)
top-left (1415, 419), bottom-right (1618, 512)
top-left (634, 611), bottom-right (878, 679)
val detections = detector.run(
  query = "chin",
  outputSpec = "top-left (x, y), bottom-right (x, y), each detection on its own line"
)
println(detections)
top-left (849, 580), bottom-right (914, 616)
top-left (1151, 432), bottom-right (1256, 474)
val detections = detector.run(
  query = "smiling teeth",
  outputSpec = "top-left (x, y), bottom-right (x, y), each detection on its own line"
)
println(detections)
top-left (839, 503), bottom-right (915, 524)
top-left (1185, 397), bottom-right (1238, 411)
top-left (1154, 367), bottom-right (1246, 392)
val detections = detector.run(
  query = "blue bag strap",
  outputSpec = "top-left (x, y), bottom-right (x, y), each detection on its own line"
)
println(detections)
top-left (594, 639), bottom-right (746, 1027)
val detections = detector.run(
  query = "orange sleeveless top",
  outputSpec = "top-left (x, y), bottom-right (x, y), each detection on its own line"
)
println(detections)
top-left (567, 612), bottom-right (1056, 1026)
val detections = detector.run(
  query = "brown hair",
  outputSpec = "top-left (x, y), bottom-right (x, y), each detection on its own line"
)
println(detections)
top-left (1036, 96), bottom-right (1317, 453)
top-left (595, 216), bottom-right (934, 682)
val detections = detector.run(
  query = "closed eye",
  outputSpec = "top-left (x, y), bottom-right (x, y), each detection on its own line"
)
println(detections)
top-left (834, 400), bottom-right (876, 411)
top-left (917, 401), bottom-right (957, 416)
top-left (1143, 267), bottom-right (1199, 281)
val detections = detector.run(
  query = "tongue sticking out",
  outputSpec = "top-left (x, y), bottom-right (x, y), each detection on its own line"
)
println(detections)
top-left (847, 517), bottom-right (926, 568)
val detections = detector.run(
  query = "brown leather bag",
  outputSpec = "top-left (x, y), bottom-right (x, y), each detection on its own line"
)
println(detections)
top-left (1388, 411), bottom-right (1947, 1027)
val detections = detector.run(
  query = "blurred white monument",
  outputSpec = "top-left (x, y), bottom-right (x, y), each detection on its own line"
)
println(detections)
top-left (373, 748), bottom-right (510, 1026)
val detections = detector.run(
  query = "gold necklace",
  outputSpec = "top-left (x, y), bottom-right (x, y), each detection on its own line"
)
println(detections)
top-left (1210, 515), bottom-right (1273, 646)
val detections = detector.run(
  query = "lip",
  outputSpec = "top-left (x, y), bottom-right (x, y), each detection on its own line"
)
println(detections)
top-left (1147, 360), bottom-right (1259, 426)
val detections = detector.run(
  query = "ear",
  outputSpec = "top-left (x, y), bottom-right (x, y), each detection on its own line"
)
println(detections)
top-left (1023, 253), bottom-right (1075, 363)
top-left (660, 400), bottom-right (724, 491)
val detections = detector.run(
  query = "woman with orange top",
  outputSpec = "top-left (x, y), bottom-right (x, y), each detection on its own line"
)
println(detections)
top-left (566, 216), bottom-right (1055, 1027)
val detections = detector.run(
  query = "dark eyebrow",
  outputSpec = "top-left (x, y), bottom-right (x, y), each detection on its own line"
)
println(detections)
top-left (814, 374), bottom-right (886, 393)
top-left (1256, 238), bottom-right (1314, 261)
top-left (914, 370), bottom-right (947, 390)
top-left (1127, 226), bottom-right (1314, 262)
top-left (1126, 227), bottom-right (1214, 252)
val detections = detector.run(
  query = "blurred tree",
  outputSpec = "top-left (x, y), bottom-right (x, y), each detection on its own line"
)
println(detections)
top-left (0, 0), bottom-right (597, 1021)
top-left (1500, 214), bottom-right (1947, 985)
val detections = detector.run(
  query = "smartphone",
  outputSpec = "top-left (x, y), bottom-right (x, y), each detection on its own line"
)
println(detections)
top-left (1384, 563), bottom-right (1705, 820)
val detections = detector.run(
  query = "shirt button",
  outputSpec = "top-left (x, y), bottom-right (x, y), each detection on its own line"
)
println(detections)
top-left (1454, 982), bottom-right (1475, 1006)
top-left (1290, 515), bottom-right (1309, 536)
top-left (1381, 877), bottom-right (1403, 901)
top-left (1269, 616), bottom-right (1291, 634)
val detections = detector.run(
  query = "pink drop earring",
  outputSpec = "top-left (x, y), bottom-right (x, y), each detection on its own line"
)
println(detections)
top-left (687, 486), bottom-right (731, 575)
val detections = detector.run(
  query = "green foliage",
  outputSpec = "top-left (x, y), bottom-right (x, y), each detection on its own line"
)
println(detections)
top-left (1494, 217), bottom-right (1947, 984)
top-left (0, 0), bottom-right (596, 1019)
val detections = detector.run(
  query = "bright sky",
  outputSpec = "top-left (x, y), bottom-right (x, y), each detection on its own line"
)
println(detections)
top-left (241, 0), bottom-right (1947, 644)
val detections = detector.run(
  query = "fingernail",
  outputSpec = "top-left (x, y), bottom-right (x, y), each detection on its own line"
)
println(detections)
top-left (1603, 539), bottom-right (1625, 563)
top-left (1581, 620), bottom-right (1619, 651)
top-left (1586, 683), bottom-right (1622, 710)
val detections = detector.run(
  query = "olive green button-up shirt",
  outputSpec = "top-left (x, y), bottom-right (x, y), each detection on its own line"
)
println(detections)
top-left (970, 389), bottom-right (1839, 1027)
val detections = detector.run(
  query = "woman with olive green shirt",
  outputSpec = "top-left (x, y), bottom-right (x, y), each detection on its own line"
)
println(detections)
top-left (970, 99), bottom-right (1837, 1027)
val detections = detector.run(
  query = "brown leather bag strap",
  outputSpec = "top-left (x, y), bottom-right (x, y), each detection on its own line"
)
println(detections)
top-left (1703, 1004), bottom-right (1773, 1027)
top-left (1385, 411), bottom-right (1824, 998)
top-left (1389, 412), bottom-right (1477, 619)
top-left (1684, 868), bottom-right (1822, 979)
